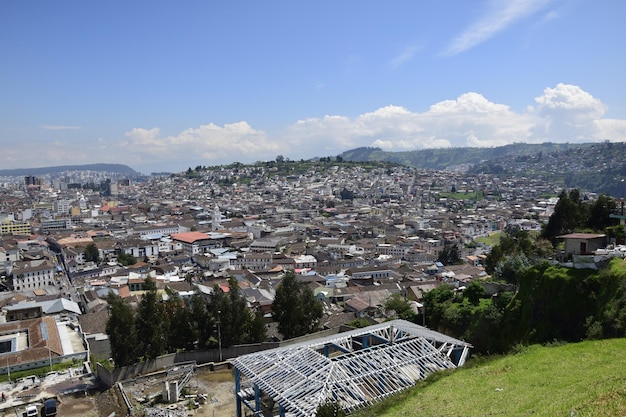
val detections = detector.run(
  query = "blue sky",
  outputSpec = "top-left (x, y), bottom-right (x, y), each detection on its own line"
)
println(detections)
top-left (1, 0), bottom-right (625, 174)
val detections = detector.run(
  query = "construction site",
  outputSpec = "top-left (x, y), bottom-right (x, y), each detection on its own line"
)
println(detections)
top-left (0, 364), bottom-right (236, 417)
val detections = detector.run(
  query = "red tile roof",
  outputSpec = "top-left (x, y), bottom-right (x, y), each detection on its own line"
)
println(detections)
top-left (171, 231), bottom-right (211, 244)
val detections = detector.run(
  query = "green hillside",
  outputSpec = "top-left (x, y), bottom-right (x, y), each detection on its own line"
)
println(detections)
top-left (339, 141), bottom-right (626, 197)
top-left (339, 142), bottom-right (588, 170)
top-left (352, 338), bottom-right (626, 417)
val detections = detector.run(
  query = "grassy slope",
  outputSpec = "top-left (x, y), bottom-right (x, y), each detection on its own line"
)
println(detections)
top-left (351, 339), bottom-right (626, 417)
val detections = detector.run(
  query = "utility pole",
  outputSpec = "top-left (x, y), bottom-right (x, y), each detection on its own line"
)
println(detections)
top-left (217, 310), bottom-right (223, 362)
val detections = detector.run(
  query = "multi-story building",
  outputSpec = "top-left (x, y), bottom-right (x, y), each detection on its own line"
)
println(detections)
top-left (54, 200), bottom-right (71, 215)
top-left (40, 218), bottom-right (72, 233)
top-left (171, 231), bottom-right (224, 255)
top-left (10, 259), bottom-right (57, 292)
top-left (0, 220), bottom-right (32, 236)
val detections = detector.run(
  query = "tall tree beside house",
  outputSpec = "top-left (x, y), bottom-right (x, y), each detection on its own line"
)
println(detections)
top-left (83, 243), bottom-right (100, 263)
top-left (588, 194), bottom-right (617, 231)
top-left (542, 190), bottom-right (618, 246)
top-left (209, 277), bottom-right (266, 347)
top-left (272, 270), bottom-right (323, 340)
top-left (541, 189), bottom-right (586, 245)
top-left (135, 278), bottom-right (167, 360)
top-left (105, 292), bottom-right (138, 366)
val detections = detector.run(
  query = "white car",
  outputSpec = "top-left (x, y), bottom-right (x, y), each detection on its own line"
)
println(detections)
top-left (25, 405), bottom-right (38, 417)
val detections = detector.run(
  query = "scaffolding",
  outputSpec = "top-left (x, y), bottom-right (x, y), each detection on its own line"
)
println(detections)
top-left (233, 319), bottom-right (471, 417)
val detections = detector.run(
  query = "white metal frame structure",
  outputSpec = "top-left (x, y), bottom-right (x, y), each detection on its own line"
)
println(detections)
top-left (233, 319), bottom-right (471, 417)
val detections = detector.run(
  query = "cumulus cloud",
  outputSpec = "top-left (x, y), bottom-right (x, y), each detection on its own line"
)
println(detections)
top-left (595, 119), bottom-right (626, 141)
top-left (442, 0), bottom-right (551, 56)
top-left (282, 84), bottom-right (624, 159)
top-left (530, 83), bottom-right (608, 140)
top-left (285, 92), bottom-right (534, 157)
top-left (122, 121), bottom-right (281, 165)
top-left (4, 83), bottom-right (622, 171)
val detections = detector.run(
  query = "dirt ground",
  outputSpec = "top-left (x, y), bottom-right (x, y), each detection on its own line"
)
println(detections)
top-left (59, 366), bottom-right (237, 417)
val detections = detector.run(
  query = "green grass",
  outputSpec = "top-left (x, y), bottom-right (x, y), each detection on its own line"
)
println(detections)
top-left (351, 339), bottom-right (626, 417)
top-left (438, 191), bottom-right (484, 201)
top-left (475, 231), bottom-right (502, 247)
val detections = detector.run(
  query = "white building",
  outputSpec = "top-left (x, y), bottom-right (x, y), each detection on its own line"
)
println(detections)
top-left (10, 259), bottom-right (57, 292)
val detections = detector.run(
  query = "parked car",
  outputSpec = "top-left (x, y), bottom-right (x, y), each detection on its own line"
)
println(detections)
top-left (25, 405), bottom-right (38, 417)
top-left (41, 399), bottom-right (57, 417)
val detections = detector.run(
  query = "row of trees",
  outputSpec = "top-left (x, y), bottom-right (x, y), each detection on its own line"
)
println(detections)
top-left (106, 271), bottom-right (324, 367)
top-left (106, 277), bottom-right (266, 366)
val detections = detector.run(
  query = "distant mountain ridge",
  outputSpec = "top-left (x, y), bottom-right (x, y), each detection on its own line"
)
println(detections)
top-left (339, 142), bottom-right (595, 170)
top-left (340, 141), bottom-right (626, 197)
top-left (0, 163), bottom-right (138, 177)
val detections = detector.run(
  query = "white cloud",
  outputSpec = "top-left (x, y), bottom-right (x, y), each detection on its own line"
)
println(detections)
top-left (122, 121), bottom-right (282, 166)
top-left (530, 83), bottom-right (607, 140)
top-left (595, 119), bottom-right (626, 141)
top-left (442, 0), bottom-right (551, 56)
top-left (283, 84), bottom-right (622, 158)
top-left (4, 83), bottom-right (623, 172)
top-left (285, 92), bottom-right (534, 157)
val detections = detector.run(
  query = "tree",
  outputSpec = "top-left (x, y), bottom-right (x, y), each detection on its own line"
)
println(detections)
top-left (246, 309), bottom-right (267, 344)
top-left (189, 293), bottom-right (212, 349)
top-left (106, 292), bottom-right (138, 366)
top-left (163, 289), bottom-right (196, 352)
top-left (463, 282), bottom-right (486, 306)
top-left (485, 225), bottom-right (546, 275)
top-left (135, 278), bottom-right (167, 359)
top-left (423, 285), bottom-right (455, 330)
top-left (493, 253), bottom-right (531, 286)
top-left (272, 271), bottom-right (323, 340)
top-left (340, 187), bottom-right (354, 201)
top-left (588, 194), bottom-right (617, 230)
top-left (83, 243), bottom-right (100, 263)
top-left (437, 243), bottom-right (462, 266)
top-left (209, 277), bottom-right (266, 347)
top-left (117, 252), bottom-right (137, 266)
top-left (542, 189), bottom-right (586, 245)
top-left (383, 293), bottom-right (417, 321)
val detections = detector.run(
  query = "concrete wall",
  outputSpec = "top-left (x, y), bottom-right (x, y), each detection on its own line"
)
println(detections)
top-left (97, 342), bottom-right (280, 388)
top-left (96, 325), bottom-right (359, 387)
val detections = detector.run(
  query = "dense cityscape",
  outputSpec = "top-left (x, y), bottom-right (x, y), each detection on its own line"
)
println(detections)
top-left (0, 152), bottom-right (625, 416)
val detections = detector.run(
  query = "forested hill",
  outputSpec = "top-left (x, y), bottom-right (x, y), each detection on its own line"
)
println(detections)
top-left (340, 141), bottom-right (626, 197)
top-left (0, 163), bottom-right (138, 177)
